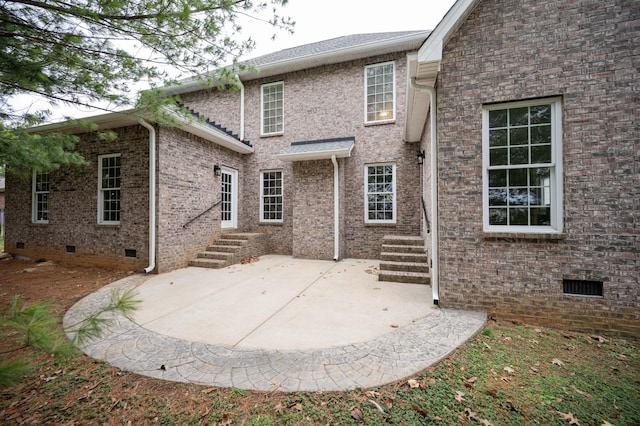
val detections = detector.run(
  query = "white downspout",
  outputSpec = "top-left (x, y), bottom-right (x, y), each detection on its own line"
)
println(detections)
top-left (236, 75), bottom-right (245, 141)
top-left (411, 78), bottom-right (439, 304)
top-left (139, 119), bottom-right (156, 274)
top-left (331, 155), bottom-right (340, 261)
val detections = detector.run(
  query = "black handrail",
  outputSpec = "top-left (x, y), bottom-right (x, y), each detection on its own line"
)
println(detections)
top-left (182, 200), bottom-right (222, 229)
top-left (421, 196), bottom-right (430, 234)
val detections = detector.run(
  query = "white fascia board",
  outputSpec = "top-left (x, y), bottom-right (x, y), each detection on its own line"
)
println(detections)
top-left (162, 32), bottom-right (430, 95)
top-left (27, 109), bottom-right (140, 134)
top-left (276, 146), bottom-right (354, 162)
top-left (176, 118), bottom-right (253, 154)
top-left (417, 0), bottom-right (480, 63)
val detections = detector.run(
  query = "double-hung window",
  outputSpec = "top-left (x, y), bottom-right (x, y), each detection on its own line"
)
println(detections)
top-left (32, 171), bottom-right (49, 223)
top-left (98, 154), bottom-right (121, 224)
top-left (261, 81), bottom-right (284, 135)
top-left (483, 98), bottom-right (563, 233)
top-left (365, 163), bottom-right (396, 223)
top-left (365, 61), bottom-right (395, 123)
top-left (260, 170), bottom-right (283, 222)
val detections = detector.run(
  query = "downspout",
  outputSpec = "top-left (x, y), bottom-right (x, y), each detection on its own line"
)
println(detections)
top-left (236, 75), bottom-right (245, 141)
top-left (410, 78), bottom-right (439, 304)
top-left (139, 118), bottom-right (156, 273)
top-left (331, 155), bottom-right (340, 261)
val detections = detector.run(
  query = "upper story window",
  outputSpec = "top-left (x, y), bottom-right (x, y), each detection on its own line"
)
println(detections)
top-left (365, 163), bottom-right (396, 224)
top-left (98, 154), bottom-right (121, 224)
top-left (365, 61), bottom-right (395, 124)
top-left (32, 171), bottom-right (49, 223)
top-left (483, 98), bottom-right (563, 233)
top-left (260, 170), bottom-right (283, 222)
top-left (261, 81), bottom-right (284, 136)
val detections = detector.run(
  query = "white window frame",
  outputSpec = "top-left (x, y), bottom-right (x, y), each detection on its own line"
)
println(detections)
top-left (32, 171), bottom-right (49, 224)
top-left (364, 163), bottom-right (397, 224)
top-left (261, 81), bottom-right (284, 136)
top-left (364, 61), bottom-right (396, 124)
top-left (97, 153), bottom-right (121, 225)
top-left (482, 97), bottom-right (563, 233)
top-left (259, 169), bottom-right (283, 223)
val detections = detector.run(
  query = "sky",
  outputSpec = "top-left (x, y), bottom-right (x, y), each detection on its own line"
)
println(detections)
top-left (239, 0), bottom-right (457, 60)
top-left (16, 0), bottom-right (457, 122)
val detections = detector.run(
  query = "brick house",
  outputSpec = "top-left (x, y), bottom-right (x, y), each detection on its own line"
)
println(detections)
top-left (5, 31), bottom-right (428, 273)
top-left (5, 0), bottom-right (638, 335)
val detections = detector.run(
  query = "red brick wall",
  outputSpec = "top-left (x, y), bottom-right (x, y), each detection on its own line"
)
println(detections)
top-left (435, 0), bottom-right (639, 336)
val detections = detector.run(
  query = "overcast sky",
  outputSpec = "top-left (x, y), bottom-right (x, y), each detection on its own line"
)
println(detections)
top-left (240, 0), bottom-right (456, 60)
top-left (20, 1), bottom-right (456, 122)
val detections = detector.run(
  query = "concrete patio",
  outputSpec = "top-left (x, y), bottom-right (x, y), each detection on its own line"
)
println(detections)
top-left (64, 255), bottom-right (486, 391)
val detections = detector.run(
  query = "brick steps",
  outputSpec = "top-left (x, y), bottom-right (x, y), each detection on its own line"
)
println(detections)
top-left (378, 235), bottom-right (430, 285)
top-left (189, 232), bottom-right (266, 269)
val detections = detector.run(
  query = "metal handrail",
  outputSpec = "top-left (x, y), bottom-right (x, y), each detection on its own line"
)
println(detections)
top-left (182, 200), bottom-right (222, 229)
top-left (421, 196), bottom-right (430, 234)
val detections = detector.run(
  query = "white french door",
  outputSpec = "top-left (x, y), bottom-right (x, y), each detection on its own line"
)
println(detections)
top-left (221, 168), bottom-right (238, 229)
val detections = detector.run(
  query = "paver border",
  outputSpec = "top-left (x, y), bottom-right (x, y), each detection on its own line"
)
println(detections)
top-left (64, 274), bottom-right (486, 391)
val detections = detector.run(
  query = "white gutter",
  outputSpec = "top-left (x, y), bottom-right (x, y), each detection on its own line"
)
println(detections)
top-left (236, 75), bottom-right (245, 141)
top-left (331, 155), bottom-right (340, 261)
top-left (411, 78), bottom-right (439, 304)
top-left (139, 119), bottom-right (157, 274)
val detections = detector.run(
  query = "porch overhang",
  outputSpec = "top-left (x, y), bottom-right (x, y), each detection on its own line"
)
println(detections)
top-left (276, 137), bottom-right (355, 162)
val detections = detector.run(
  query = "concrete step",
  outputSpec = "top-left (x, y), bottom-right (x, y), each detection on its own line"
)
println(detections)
top-left (213, 239), bottom-right (246, 247)
top-left (378, 270), bottom-right (430, 285)
top-left (220, 232), bottom-right (261, 241)
top-left (379, 260), bottom-right (429, 273)
top-left (380, 252), bottom-right (429, 263)
top-left (381, 244), bottom-right (425, 254)
top-left (197, 251), bottom-right (233, 261)
top-left (188, 258), bottom-right (228, 268)
top-left (382, 235), bottom-right (424, 246)
top-left (206, 244), bottom-right (240, 253)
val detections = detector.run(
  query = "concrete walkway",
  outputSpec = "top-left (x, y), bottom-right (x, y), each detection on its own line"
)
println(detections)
top-left (64, 256), bottom-right (486, 391)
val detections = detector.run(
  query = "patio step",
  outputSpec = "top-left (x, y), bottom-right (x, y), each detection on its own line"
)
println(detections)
top-left (189, 232), bottom-right (267, 269)
top-left (379, 235), bottom-right (430, 285)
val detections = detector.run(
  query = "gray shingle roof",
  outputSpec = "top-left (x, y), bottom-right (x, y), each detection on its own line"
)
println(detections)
top-left (247, 31), bottom-right (428, 67)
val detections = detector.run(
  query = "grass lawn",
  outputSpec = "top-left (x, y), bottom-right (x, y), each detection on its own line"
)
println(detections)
top-left (0, 261), bottom-right (638, 424)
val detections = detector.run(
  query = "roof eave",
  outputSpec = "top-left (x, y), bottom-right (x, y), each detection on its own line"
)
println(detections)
top-left (26, 108), bottom-right (253, 155)
top-left (163, 31), bottom-right (430, 95)
top-left (404, 0), bottom-right (481, 142)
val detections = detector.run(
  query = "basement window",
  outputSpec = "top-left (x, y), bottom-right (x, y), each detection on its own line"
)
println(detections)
top-left (563, 279), bottom-right (603, 297)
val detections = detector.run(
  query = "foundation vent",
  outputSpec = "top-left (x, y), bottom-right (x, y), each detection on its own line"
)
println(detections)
top-left (16, 242), bottom-right (25, 249)
top-left (563, 279), bottom-right (603, 297)
top-left (125, 249), bottom-right (137, 258)
top-left (66, 245), bottom-right (76, 253)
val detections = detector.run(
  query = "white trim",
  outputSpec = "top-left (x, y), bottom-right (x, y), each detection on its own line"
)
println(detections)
top-left (97, 153), bottom-right (122, 225)
top-left (32, 170), bottom-right (49, 224)
top-left (259, 169), bottom-right (284, 223)
top-left (261, 81), bottom-right (284, 136)
top-left (364, 163), bottom-right (397, 224)
top-left (482, 97), bottom-right (563, 233)
top-left (221, 167), bottom-right (238, 229)
top-left (364, 61), bottom-right (396, 124)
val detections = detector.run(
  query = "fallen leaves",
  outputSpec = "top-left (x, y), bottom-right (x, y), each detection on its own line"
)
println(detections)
top-left (503, 366), bottom-right (515, 374)
top-left (349, 406), bottom-right (364, 421)
top-left (556, 410), bottom-right (580, 425)
top-left (552, 358), bottom-right (565, 367)
top-left (240, 256), bottom-right (259, 264)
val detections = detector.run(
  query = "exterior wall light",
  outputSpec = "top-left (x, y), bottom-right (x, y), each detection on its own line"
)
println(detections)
top-left (417, 150), bottom-right (425, 165)
top-left (213, 164), bottom-right (221, 176)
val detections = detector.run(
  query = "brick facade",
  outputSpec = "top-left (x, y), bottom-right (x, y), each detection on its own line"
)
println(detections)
top-left (434, 0), bottom-right (639, 336)
top-left (5, 126), bottom-right (150, 270)
top-left (184, 53), bottom-right (422, 260)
